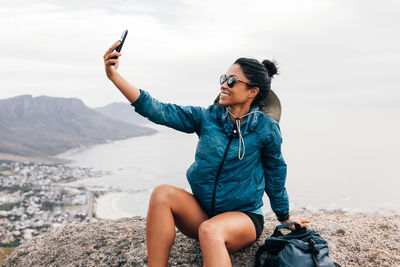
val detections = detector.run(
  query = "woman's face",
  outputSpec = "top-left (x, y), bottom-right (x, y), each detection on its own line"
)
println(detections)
top-left (218, 64), bottom-right (258, 107)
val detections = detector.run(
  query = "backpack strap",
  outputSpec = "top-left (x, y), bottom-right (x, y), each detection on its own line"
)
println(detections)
top-left (272, 222), bottom-right (303, 237)
top-left (308, 238), bottom-right (320, 267)
top-left (254, 243), bottom-right (268, 267)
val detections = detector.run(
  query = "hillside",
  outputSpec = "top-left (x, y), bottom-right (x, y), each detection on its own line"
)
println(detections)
top-left (94, 102), bottom-right (150, 125)
top-left (0, 95), bottom-right (157, 157)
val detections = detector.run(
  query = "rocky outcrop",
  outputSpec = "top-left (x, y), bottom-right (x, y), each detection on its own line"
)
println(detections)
top-left (3, 213), bottom-right (400, 266)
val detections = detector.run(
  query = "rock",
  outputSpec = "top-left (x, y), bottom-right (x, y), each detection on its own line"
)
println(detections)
top-left (335, 229), bottom-right (346, 236)
top-left (3, 213), bottom-right (400, 266)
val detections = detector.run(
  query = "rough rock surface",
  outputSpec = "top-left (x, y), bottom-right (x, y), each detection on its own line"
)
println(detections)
top-left (3, 212), bottom-right (400, 266)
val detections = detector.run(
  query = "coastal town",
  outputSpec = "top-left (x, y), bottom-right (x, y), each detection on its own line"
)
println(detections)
top-left (0, 160), bottom-right (102, 247)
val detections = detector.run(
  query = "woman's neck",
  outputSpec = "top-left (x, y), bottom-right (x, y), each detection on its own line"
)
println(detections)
top-left (227, 104), bottom-right (252, 124)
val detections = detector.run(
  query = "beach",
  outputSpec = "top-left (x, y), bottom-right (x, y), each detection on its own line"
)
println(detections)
top-left (94, 192), bottom-right (136, 219)
top-left (94, 190), bottom-right (152, 219)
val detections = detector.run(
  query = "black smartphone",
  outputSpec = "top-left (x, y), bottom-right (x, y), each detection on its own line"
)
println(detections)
top-left (111, 29), bottom-right (128, 65)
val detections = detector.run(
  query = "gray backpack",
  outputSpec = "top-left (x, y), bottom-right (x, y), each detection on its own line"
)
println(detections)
top-left (255, 222), bottom-right (341, 267)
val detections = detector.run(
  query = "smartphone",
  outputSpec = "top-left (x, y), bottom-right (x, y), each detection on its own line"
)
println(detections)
top-left (111, 29), bottom-right (128, 65)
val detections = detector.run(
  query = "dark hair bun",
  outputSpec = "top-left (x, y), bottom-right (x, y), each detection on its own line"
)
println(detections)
top-left (262, 59), bottom-right (278, 78)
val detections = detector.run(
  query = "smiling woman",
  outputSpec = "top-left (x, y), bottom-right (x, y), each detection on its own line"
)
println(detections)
top-left (103, 42), bottom-right (309, 266)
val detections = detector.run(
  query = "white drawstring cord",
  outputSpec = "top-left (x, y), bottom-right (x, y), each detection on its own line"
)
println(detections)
top-left (227, 108), bottom-right (262, 160)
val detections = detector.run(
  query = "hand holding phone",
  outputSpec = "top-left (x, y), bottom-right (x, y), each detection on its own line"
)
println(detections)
top-left (111, 30), bottom-right (128, 65)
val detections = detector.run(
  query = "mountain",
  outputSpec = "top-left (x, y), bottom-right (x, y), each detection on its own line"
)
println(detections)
top-left (0, 95), bottom-right (157, 157)
top-left (94, 102), bottom-right (150, 125)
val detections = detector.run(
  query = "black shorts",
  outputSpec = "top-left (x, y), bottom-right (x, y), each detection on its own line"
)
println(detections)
top-left (243, 212), bottom-right (264, 241)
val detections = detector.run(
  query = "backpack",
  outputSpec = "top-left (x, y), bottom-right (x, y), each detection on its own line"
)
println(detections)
top-left (255, 222), bottom-right (341, 267)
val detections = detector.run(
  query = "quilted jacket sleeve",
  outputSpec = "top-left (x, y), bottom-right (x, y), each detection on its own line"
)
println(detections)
top-left (130, 89), bottom-right (205, 135)
top-left (261, 119), bottom-right (290, 220)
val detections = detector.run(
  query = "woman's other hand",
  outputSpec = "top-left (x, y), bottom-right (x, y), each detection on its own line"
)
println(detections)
top-left (280, 217), bottom-right (310, 230)
top-left (104, 40), bottom-right (122, 79)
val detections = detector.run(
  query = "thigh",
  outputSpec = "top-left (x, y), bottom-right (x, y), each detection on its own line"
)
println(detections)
top-left (205, 211), bottom-right (257, 253)
top-left (155, 184), bottom-right (210, 240)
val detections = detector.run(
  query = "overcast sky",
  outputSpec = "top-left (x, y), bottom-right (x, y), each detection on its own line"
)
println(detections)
top-left (0, 0), bottom-right (399, 109)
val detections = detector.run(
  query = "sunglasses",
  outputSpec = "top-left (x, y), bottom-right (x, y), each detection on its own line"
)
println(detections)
top-left (220, 74), bottom-right (251, 88)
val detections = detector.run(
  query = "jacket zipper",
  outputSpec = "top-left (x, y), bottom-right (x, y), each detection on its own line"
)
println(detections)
top-left (211, 129), bottom-right (236, 217)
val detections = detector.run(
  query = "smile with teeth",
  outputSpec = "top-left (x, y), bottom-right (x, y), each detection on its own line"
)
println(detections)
top-left (220, 92), bottom-right (231, 97)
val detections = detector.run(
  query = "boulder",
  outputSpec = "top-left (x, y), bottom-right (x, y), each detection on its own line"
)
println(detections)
top-left (3, 213), bottom-right (400, 266)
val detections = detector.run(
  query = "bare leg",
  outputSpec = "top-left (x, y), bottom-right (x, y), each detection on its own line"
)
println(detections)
top-left (198, 211), bottom-right (257, 267)
top-left (146, 184), bottom-right (209, 267)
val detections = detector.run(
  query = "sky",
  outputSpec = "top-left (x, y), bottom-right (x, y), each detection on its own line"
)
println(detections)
top-left (1, 0), bottom-right (399, 110)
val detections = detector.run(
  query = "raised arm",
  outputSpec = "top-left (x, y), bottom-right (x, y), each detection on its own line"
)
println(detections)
top-left (131, 89), bottom-right (204, 134)
top-left (104, 40), bottom-right (140, 103)
top-left (103, 41), bottom-right (204, 134)
top-left (261, 120), bottom-right (290, 222)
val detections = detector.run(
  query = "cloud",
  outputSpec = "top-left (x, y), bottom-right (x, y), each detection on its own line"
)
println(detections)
top-left (0, 0), bottom-right (399, 107)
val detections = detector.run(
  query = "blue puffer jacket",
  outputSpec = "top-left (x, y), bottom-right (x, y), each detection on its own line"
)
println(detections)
top-left (131, 89), bottom-right (289, 219)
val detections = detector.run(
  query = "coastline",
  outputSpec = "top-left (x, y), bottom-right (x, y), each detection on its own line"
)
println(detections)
top-left (1, 128), bottom-right (159, 166)
top-left (0, 153), bottom-right (73, 164)
top-left (92, 189), bottom-right (400, 221)
top-left (55, 145), bottom-right (88, 159)
top-left (94, 191), bottom-right (137, 220)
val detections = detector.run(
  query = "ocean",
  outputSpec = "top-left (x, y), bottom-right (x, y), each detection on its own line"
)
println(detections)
top-left (62, 103), bottom-right (400, 218)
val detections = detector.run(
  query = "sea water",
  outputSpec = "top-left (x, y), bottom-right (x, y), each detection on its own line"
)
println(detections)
top-left (62, 103), bottom-right (400, 218)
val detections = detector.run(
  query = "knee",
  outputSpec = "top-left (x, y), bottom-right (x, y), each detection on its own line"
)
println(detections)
top-left (198, 220), bottom-right (224, 242)
top-left (149, 184), bottom-right (175, 206)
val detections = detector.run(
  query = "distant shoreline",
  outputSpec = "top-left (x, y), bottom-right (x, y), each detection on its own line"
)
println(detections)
top-left (0, 153), bottom-right (72, 164)
top-left (0, 130), bottom-right (158, 165)
top-left (55, 145), bottom-right (88, 159)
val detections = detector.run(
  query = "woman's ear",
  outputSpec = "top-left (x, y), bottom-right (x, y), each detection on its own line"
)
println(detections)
top-left (249, 87), bottom-right (259, 99)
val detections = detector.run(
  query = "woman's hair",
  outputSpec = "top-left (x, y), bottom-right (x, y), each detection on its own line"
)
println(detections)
top-left (234, 57), bottom-right (279, 108)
